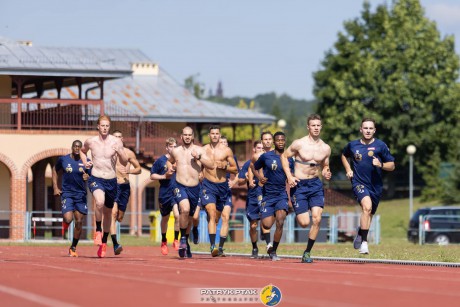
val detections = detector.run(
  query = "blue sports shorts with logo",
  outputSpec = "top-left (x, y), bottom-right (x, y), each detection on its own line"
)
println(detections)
top-left (353, 184), bottom-right (380, 214)
top-left (61, 192), bottom-right (88, 215)
top-left (246, 192), bottom-right (263, 222)
top-left (260, 192), bottom-right (289, 219)
top-left (115, 183), bottom-right (131, 212)
top-left (88, 176), bottom-right (117, 209)
top-left (200, 178), bottom-right (232, 212)
top-left (173, 181), bottom-right (200, 216)
top-left (291, 177), bottom-right (325, 215)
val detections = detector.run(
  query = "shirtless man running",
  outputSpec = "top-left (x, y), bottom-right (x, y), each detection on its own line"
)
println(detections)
top-left (281, 114), bottom-right (332, 263)
top-left (111, 130), bottom-right (142, 255)
top-left (201, 126), bottom-right (238, 257)
top-left (168, 126), bottom-right (214, 258)
top-left (80, 115), bottom-right (128, 258)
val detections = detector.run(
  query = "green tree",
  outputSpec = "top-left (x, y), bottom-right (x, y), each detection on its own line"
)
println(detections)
top-left (184, 74), bottom-right (205, 99)
top-left (313, 0), bottom-right (460, 199)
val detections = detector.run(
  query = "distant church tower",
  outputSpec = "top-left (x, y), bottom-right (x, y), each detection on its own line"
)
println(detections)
top-left (216, 80), bottom-right (224, 98)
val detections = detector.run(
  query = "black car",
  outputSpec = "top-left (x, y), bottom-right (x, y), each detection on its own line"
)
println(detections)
top-left (407, 206), bottom-right (460, 244)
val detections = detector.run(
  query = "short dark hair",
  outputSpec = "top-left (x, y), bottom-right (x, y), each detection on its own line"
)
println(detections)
top-left (260, 131), bottom-right (273, 140)
top-left (220, 135), bottom-right (228, 141)
top-left (273, 131), bottom-right (285, 139)
top-left (72, 140), bottom-right (82, 147)
top-left (209, 125), bottom-right (220, 132)
top-left (253, 140), bottom-right (262, 147)
top-left (361, 117), bottom-right (376, 126)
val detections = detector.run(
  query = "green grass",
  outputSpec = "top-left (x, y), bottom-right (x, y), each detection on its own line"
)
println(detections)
top-left (1, 197), bottom-right (459, 262)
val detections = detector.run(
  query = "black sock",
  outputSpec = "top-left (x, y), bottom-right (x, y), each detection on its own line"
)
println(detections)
top-left (219, 236), bottom-right (227, 249)
top-left (174, 231), bottom-right (179, 240)
top-left (111, 234), bottom-right (118, 246)
top-left (193, 226), bottom-right (199, 236)
top-left (209, 233), bottom-right (216, 246)
top-left (263, 233), bottom-right (271, 244)
top-left (71, 238), bottom-right (79, 248)
top-left (161, 233), bottom-right (167, 242)
top-left (306, 238), bottom-right (316, 253)
top-left (252, 241), bottom-right (258, 249)
top-left (361, 229), bottom-right (369, 242)
top-left (272, 241), bottom-right (279, 253)
top-left (185, 234), bottom-right (190, 248)
top-left (180, 228), bottom-right (187, 238)
top-left (102, 232), bottom-right (109, 244)
top-left (96, 221), bottom-right (102, 232)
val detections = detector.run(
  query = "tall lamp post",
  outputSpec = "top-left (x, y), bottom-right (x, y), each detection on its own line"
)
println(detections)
top-left (406, 145), bottom-right (417, 218)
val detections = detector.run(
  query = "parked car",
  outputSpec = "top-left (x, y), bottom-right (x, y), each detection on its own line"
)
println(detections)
top-left (407, 206), bottom-right (460, 244)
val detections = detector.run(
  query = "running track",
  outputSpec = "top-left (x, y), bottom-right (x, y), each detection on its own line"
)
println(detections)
top-left (0, 246), bottom-right (459, 306)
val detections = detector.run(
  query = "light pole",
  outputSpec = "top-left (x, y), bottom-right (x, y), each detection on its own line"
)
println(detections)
top-left (406, 145), bottom-right (417, 218)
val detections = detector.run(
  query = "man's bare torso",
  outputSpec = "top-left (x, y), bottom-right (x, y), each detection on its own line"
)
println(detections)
top-left (293, 136), bottom-right (330, 180)
top-left (172, 144), bottom-right (202, 187)
top-left (203, 143), bottom-right (228, 183)
top-left (85, 135), bottom-right (119, 179)
top-left (116, 147), bottom-right (133, 184)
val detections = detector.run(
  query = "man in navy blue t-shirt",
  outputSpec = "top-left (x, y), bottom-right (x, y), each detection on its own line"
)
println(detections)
top-left (342, 118), bottom-right (395, 255)
top-left (52, 140), bottom-right (90, 257)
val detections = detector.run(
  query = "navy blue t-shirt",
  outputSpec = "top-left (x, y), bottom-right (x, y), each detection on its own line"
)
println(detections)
top-left (55, 154), bottom-right (88, 195)
top-left (254, 151), bottom-right (293, 196)
top-left (150, 154), bottom-right (176, 198)
top-left (239, 159), bottom-right (260, 199)
top-left (342, 138), bottom-right (395, 194)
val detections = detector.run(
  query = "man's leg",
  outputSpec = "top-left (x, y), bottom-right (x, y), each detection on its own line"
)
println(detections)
top-left (160, 212), bottom-right (170, 255)
top-left (270, 210), bottom-right (287, 260)
top-left (192, 205), bottom-right (200, 244)
top-left (301, 207), bottom-right (323, 263)
top-left (205, 203), bottom-right (219, 256)
top-left (178, 199), bottom-right (191, 258)
top-left (92, 190), bottom-right (105, 246)
top-left (358, 196), bottom-right (373, 254)
top-left (218, 205), bottom-right (231, 256)
top-left (172, 204), bottom-right (180, 249)
top-left (261, 215), bottom-right (275, 255)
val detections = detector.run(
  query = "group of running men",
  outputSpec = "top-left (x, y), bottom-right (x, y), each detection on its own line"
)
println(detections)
top-left (53, 113), bottom-right (395, 262)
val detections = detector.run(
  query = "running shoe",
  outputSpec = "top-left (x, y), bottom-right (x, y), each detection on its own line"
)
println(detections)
top-left (210, 245), bottom-right (219, 257)
top-left (186, 244), bottom-right (192, 258)
top-left (359, 241), bottom-right (369, 254)
top-left (172, 239), bottom-right (180, 251)
top-left (353, 227), bottom-right (362, 249)
top-left (250, 248), bottom-right (259, 259)
top-left (266, 242), bottom-right (273, 255)
top-left (114, 244), bottom-right (123, 255)
top-left (97, 243), bottom-right (107, 258)
top-left (161, 241), bottom-right (168, 255)
top-left (192, 227), bottom-right (199, 244)
top-left (218, 248), bottom-right (226, 257)
top-left (178, 237), bottom-right (187, 258)
top-left (93, 231), bottom-right (102, 246)
top-left (269, 252), bottom-right (280, 261)
top-left (68, 246), bottom-right (78, 257)
top-left (301, 251), bottom-right (313, 263)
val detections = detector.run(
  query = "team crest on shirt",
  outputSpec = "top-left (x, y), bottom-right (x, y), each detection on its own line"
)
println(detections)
top-left (257, 195), bottom-right (263, 202)
top-left (368, 151), bottom-right (374, 157)
top-left (271, 160), bottom-right (278, 171)
top-left (355, 185), bottom-right (365, 194)
top-left (79, 167), bottom-right (84, 173)
top-left (354, 150), bottom-right (362, 161)
top-left (163, 164), bottom-right (168, 171)
top-left (65, 164), bottom-right (73, 173)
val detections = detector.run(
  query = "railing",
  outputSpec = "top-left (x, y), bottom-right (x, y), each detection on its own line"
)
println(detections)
top-left (0, 210), bottom-right (380, 245)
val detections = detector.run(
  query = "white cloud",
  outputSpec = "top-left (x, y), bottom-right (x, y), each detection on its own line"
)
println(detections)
top-left (425, 3), bottom-right (460, 26)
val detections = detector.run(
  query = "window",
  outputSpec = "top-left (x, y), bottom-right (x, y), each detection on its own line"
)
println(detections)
top-left (145, 187), bottom-right (156, 210)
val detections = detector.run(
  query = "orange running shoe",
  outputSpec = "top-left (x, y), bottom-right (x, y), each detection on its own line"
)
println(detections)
top-left (68, 246), bottom-right (78, 257)
top-left (97, 243), bottom-right (107, 258)
top-left (161, 241), bottom-right (168, 255)
top-left (172, 239), bottom-right (179, 251)
top-left (93, 231), bottom-right (102, 246)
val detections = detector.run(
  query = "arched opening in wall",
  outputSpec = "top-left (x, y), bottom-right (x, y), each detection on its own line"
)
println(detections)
top-left (0, 161), bottom-right (11, 238)
top-left (28, 156), bottom-right (93, 240)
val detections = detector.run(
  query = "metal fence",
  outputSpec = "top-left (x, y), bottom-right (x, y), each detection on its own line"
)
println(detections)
top-left (0, 210), bottom-right (380, 245)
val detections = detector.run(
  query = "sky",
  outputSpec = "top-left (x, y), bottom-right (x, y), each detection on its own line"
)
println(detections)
top-left (1, 0), bottom-right (460, 100)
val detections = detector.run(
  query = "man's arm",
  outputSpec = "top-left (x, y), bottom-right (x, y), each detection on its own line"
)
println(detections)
top-left (321, 145), bottom-right (332, 180)
top-left (250, 152), bottom-right (267, 184)
top-left (51, 165), bottom-right (62, 196)
top-left (127, 149), bottom-right (142, 175)
top-left (341, 153), bottom-right (353, 180)
top-left (80, 140), bottom-right (91, 169)
top-left (192, 147), bottom-right (214, 170)
top-left (114, 139), bottom-right (129, 166)
top-left (218, 148), bottom-right (238, 175)
top-left (281, 142), bottom-right (299, 187)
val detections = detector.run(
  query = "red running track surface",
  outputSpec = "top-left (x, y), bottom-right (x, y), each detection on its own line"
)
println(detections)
top-left (0, 246), bottom-right (459, 306)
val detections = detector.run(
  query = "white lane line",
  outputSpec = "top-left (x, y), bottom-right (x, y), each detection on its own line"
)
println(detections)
top-left (0, 284), bottom-right (78, 307)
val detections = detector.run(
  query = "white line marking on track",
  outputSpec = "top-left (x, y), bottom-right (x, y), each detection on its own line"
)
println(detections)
top-left (0, 284), bottom-right (78, 307)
